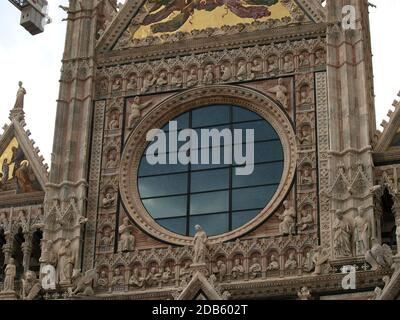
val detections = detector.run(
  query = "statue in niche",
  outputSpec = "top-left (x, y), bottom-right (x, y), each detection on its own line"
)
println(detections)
top-left (179, 261), bottom-right (192, 286)
top-left (3, 258), bottom-right (16, 292)
top-left (354, 207), bottom-right (371, 255)
top-left (298, 52), bottom-right (310, 67)
top-left (128, 96), bottom-right (152, 128)
top-left (17, 209), bottom-right (29, 232)
top-left (129, 267), bottom-right (144, 288)
top-left (236, 61), bottom-right (247, 80)
top-left (102, 188), bottom-right (116, 208)
top-left (301, 165), bottom-right (313, 185)
top-left (333, 209), bottom-right (352, 257)
top-left (267, 78), bottom-right (288, 109)
top-left (97, 270), bottom-right (109, 289)
top-left (278, 200), bottom-right (296, 236)
top-left (13, 81), bottom-right (26, 111)
top-left (146, 266), bottom-right (161, 286)
top-left (267, 55), bottom-right (278, 73)
top-left (249, 257), bottom-right (262, 279)
top-left (40, 239), bottom-right (57, 265)
top-left (171, 69), bottom-right (183, 87)
top-left (249, 58), bottom-right (263, 79)
top-left (193, 224), bottom-right (208, 264)
top-left (284, 252), bottom-right (298, 270)
top-left (112, 78), bottom-right (122, 92)
top-left (156, 71), bottom-right (168, 86)
top-left (142, 73), bottom-right (156, 93)
top-left (220, 63), bottom-right (232, 81)
top-left (111, 268), bottom-right (125, 288)
top-left (161, 266), bottom-right (173, 284)
top-left (298, 125), bottom-right (312, 145)
top-left (365, 239), bottom-right (393, 271)
top-left (106, 149), bottom-right (118, 168)
top-left (71, 269), bottom-right (98, 296)
top-left (283, 53), bottom-right (294, 72)
top-left (267, 254), bottom-right (280, 271)
top-left (314, 49), bottom-right (326, 65)
top-left (108, 112), bottom-right (119, 130)
top-left (99, 228), bottom-right (113, 247)
top-left (214, 260), bottom-right (227, 282)
top-left (58, 239), bottom-right (75, 284)
top-left (126, 75), bottom-right (137, 90)
top-left (298, 207), bottom-right (313, 231)
top-left (118, 217), bottom-right (135, 252)
top-left (231, 258), bottom-right (244, 279)
top-left (22, 271), bottom-right (41, 300)
top-left (299, 85), bottom-right (312, 104)
top-left (187, 68), bottom-right (198, 87)
top-left (303, 251), bottom-right (314, 272)
top-left (203, 65), bottom-right (214, 84)
top-left (311, 246), bottom-right (330, 275)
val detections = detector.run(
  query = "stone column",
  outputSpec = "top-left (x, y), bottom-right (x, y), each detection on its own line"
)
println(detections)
top-left (2, 232), bottom-right (13, 266)
top-left (21, 232), bottom-right (33, 274)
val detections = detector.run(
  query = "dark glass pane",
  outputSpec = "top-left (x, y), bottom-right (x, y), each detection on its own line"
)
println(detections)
top-left (195, 124), bottom-right (232, 148)
top-left (189, 213), bottom-right (229, 236)
top-left (190, 191), bottom-right (229, 215)
top-left (233, 120), bottom-right (278, 142)
top-left (156, 217), bottom-right (187, 235)
top-left (191, 146), bottom-right (232, 171)
top-left (139, 173), bottom-right (188, 198)
top-left (232, 106), bottom-right (261, 123)
top-left (252, 141), bottom-right (284, 163)
top-left (191, 168), bottom-right (229, 193)
top-left (138, 156), bottom-right (188, 176)
top-left (161, 112), bottom-right (189, 131)
top-left (232, 185), bottom-right (277, 211)
top-left (142, 195), bottom-right (187, 219)
top-left (192, 105), bottom-right (230, 128)
top-left (232, 210), bottom-right (260, 229)
top-left (232, 163), bottom-right (283, 188)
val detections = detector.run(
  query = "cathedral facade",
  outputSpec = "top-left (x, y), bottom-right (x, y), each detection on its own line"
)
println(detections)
top-left (0, 0), bottom-right (400, 300)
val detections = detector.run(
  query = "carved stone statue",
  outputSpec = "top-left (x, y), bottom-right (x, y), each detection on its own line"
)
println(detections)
top-left (298, 52), bottom-right (310, 67)
top-left (171, 69), bottom-right (183, 87)
top-left (278, 200), bottom-right (296, 236)
top-left (22, 271), bottom-right (41, 300)
top-left (365, 239), bottom-right (393, 271)
top-left (298, 287), bottom-right (312, 300)
top-left (126, 75), bottom-right (137, 90)
top-left (267, 254), bottom-right (280, 271)
top-left (187, 68), bottom-right (198, 87)
top-left (354, 207), bottom-right (371, 255)
top-left (100, 228), bottom-right (113, 247)
top-left (3, 258), bottom-right (16, 292)
top-left (97, 270), bottom-right (109, 289)
top-left (128, 96), bottom-right (152, 128)
top-left (249, 58), bottom-right (262, 79)
top-left (203, 65), bottom-right (214, 84)
top-left (220, 64), bottom-right (232, 81)
top-left (111, 268), bottom-right (125, 288)
top-left (301, 166), bottom-right (313, 185)
top-left (303, 251), bottom-right (314, 272)
top-left (214, 260), bottom-right (227, 282)
top-left (267, 78), bottom-right (288, 109)
top-left (112, 78), bottom-right (122, 91)
top-left (40, 239), bottom-right (57, 265)
top-left (193, 224), bottom-right (207, 265)
top-left (142, 73), bottom-right (155, 93)
top-left (311, 246), bottom-right (330, 275)
top-left (298, 125), bottom-right (312, 145)
top-left (283, 53), bottom-right (294, 72)
top-left (333, 209), bottom-right (352, 257)
top-left (102, 189), bottom-right (116, 208)
top-left (106, 149), bottom-right (118, 168)
top-left (314, 49), bottom-right (326, 65)
top-left (267, 55), bottom-right (278, 73)
top-left (71, 269), bottom-right (98, 296)
top-left (161, 266), bottom-right (173, 284)
top-left (249, 257), bottom-right (262, 279)
top-left (108, 112), bottom-right (119, 130)
top-left (118, 217), bottom-right (135, 252)
top-left (298, 207), bottom-right (313, 231)
top-left (58, 239), bottom-right (75, 284)
top-left (129, 267), bottom-right (144, 288)
top-left (284, 252), bottom-right (298, 270)
top-left (299, 85), bottom-right (312, 104)
top-left (231, 258), bottom-right (244, 279)
top-left (236, 61), bottom-right (247, 80)
top-left (13, 81), bottom-right (26, 110)
top-left (156, 71), bottom-right (168, 86)
top-left (179, 261), bottom-right (192, 286)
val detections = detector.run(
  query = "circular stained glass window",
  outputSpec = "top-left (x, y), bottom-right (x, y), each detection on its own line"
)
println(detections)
top-left (137, 105), bottom-right (284, 237)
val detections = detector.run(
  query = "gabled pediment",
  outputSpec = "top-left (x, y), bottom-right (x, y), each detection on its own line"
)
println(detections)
top-left (0, 118), bottom-right (49, 203)
top-left (176, 271), bottom-right (225, 300)
top-left (96, 0), bottom-right (326, 53)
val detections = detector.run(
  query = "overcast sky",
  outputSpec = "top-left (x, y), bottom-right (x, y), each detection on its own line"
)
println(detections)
top-left (0, 0), bottom-right (399, 164)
